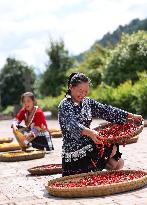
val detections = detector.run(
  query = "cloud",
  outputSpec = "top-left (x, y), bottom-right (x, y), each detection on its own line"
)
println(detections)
top-left (0, 0), bottom-right (146, 72)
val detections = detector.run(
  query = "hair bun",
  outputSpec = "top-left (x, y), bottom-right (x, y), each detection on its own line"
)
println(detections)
top-left (68, 72), bottom-right (78, 87)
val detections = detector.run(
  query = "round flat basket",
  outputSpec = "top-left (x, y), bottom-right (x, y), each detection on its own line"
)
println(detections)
top-left (94, 121), bottom-right (144, 145)
top-left (0, 137), bottom-right (13, 144)
top-left (51, 131), bottom-right (62, 138)
top-left (47, 170), bottom-right (147, 198)
top-left (48, 128), bottom-right (61, 133)
top-left (0, 150), bottom-right (45, 162)
top-left (0, 143), bottom-right (20, 152)
top-left (119, 135), bottom-right (139, 145)
top-left (28, 164), bottom-right (62, 175)
top-left (13, 129), bottom-right (28, 149)
top-left (144, 120), bottom-right (147, 127)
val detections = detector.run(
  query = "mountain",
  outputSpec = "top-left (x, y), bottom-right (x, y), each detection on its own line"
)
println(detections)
top-left (76, 18), bottom-right (147, 62)
top-left (97, 18), bottom-right (147, 47)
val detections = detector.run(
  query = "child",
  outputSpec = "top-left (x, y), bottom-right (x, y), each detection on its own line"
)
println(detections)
top-left (12, 92), bottom-right (54, 151)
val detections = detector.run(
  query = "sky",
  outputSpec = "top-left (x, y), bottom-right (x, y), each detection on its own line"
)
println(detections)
top-left (0, 0), bottom-right (147, 73)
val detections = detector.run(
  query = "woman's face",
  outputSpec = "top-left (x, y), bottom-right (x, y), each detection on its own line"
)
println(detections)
top-left (22, 96), bottom-right (34, 112)
top-left (70, 82), bottom-right (89, 103)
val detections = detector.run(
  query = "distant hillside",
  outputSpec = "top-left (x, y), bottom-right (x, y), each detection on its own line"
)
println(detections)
top-left (98, 18), bottom-right (147, 47)
top-left (76, 18), bottom-right (147, 62)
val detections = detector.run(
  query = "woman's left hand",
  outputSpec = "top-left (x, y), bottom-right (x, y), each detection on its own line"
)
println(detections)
top-left (128, 113), bottom-right (143, 125)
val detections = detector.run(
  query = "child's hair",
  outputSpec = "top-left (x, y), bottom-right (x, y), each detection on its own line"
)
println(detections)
top-left (66, 72), bottom-right (90, 95)
top-left (21, 92), bottom-right (36, 104)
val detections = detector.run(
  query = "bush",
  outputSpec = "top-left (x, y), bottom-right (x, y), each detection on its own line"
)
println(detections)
top-left (0, 58), bottom-right (36, 108)
top-left (37, 94), bottom-right (64, 118)
top-left (2, 105), bottom-right (13, 114)
top-left (104, 31), bottom-right (147, 86)
top-left (68, 44), bottom-right (107, 88)
top-left (131, 72), bottom-right (147, 116)
top-left (90, 72), bottom-right (147, 116)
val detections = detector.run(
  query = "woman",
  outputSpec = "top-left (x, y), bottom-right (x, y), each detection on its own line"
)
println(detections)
top-left (58, 73), bottom-right (143, 176)
top-left (12, 92), bottom-right (54, 151)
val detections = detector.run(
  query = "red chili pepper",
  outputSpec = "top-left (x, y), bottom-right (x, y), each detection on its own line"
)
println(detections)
top-left (37, 164), bottom-right (62, 170)
top-left (96, 122), bottom-right (139, 146)
top-left (52, 171), bottom-right (146, 188)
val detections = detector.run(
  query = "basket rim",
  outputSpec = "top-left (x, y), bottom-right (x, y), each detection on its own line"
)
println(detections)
top-left (47, 170), bottom-right (147, 193)
top-left (0, 143), bottom-right (21, 152)
top-left (0, 137), bottom-right (13, 140)
top-left (0, 137), bottom-right (13, 143)
top-left (0, 150), bottom-right (45, 162)
top-left (0, 150), bottom-right (45, 157)
top-left (0, 142), bottom-right (20, 146)
top-left (46, 170), bottom-right (147, 198)
top-left (94, 121), bottom-right (144, 143)
top-left (29, 163), bottom-right (62, 170)
top-left (28, 168), bottom-right (62, 175)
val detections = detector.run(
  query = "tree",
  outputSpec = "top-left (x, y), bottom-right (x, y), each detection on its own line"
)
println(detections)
top-left (0, 57), bottom-right (36, 108)
top-left (68, 44), bottom-right (107, 88)
top-left (40, 40), bottom-right (74, 97)
top-left (103, 31), bottom-right (147, 86)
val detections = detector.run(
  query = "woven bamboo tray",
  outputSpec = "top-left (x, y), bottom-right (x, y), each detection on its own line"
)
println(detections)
top-left (13, 129), bottom-right (28, 149)
top-left (48, 128), bottom-right (61, 133)
top-left (94, 121), bottom-right (144, 144)
top-left (0, 137), bottom-right (13, 144)
top-left (0, 142), bottom-right (20, 152)
top-left (51, 131), bottom-right (62, 138)
top-left (144, 120), bottom-right (147, 127)
top-left (119, 135), bottom-right (139, 145)
top-left (0, 150), bottom-right (45, 162)
top-left (47, 170), bottom-right (147, 198)
top-left (28, 164), bottom-right (62, 175)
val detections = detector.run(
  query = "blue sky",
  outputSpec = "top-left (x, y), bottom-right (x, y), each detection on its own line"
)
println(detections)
top-left (0, 0), bottom-right (147, 73)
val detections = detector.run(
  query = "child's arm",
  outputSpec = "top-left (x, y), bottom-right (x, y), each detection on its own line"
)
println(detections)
top-left (11, 108), bottom-right (25, 131)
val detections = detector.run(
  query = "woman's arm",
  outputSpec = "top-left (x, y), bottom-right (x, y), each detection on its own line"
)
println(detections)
top-left (81, 128), bottom-right (103, 144)
top-left (89, 98), bottom-right (128, 124)
top-left (89, 98), bottom-right (143, 124)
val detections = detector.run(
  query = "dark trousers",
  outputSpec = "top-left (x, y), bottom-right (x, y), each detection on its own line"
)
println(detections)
top-left (62, 143), bottom-right (121, 177)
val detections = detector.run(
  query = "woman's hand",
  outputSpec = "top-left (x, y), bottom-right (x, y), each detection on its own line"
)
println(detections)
top-left (90, 130), bottom-right (103, 145)
top-left (128, 113), bottom-right (143, 125)
top-left (133, 114), bottom-right (143, 125)
top-left (82, 128), bottom-right (103, 145)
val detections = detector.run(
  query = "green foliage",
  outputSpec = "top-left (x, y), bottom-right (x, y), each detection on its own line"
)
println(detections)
top-left (0, 58), bottom-right (36, 108)
top-left (68, 44), bottom-right (107, 88)
top-left (131, 72), bottom-right (147, 115)
top-left (40, 40), bottom-right (74, 97)
top-left (37, 72), bottom-right (147, 117)
top-left (2, 105), bottom-right (13, 114)
top-left (103, 31), bottom-right (147, 86)
top-left (90, 83), bottom-right (114, 104)
top-left (90, 72), bottom-right (147, 116)
top-left (37, 94), bottom-right (64, 118)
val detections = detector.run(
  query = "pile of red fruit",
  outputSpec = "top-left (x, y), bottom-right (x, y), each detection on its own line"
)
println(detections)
top-left (96, 122), bottom-right (140, 145)
top-left (52, 171), bottom-right (146, 188)
top-left (34, 164), bottom-right (62, 170)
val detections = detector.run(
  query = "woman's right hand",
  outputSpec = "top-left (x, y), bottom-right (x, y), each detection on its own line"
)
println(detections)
top-left (90, 130), bottom-right (103, 145)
